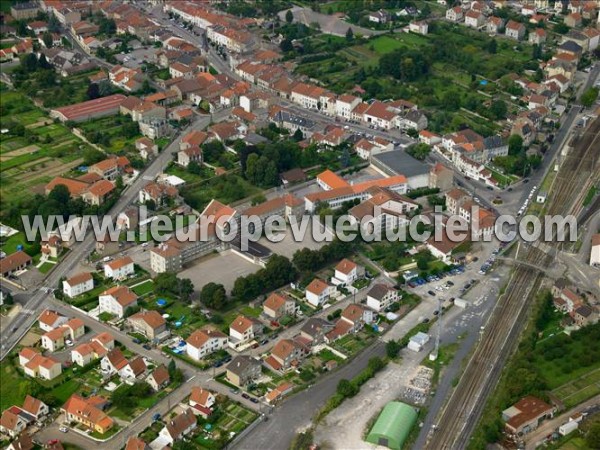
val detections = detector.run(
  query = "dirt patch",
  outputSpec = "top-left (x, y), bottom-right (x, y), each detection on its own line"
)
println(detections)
top-left (20, 329), bottom-right (42, 347)
top-left (20, 158), bottom-right (84, 183)
top-left (25, 119), bottom-right (53, 129)
top-left (0, 144), bottom-right (40, 160)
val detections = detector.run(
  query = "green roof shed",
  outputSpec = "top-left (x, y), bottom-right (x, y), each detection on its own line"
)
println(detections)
top-left (366, 401), bottom-right (418, 450)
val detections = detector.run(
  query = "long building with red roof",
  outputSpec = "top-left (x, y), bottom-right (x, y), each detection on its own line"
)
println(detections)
top-left (49, 94), bottom-right (127, 122)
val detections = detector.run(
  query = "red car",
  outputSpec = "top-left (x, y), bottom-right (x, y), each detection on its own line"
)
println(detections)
top-left (48, 439), bottom-right (59, 445)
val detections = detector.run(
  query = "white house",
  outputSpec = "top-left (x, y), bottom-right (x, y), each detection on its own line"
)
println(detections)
top-left (104, 256), bottom-right (134, 280)
top-left (62, 272), bottom-right (94, 298)
top-left (156, 410), bottom-right (197, 446)
top-left (446, 6), bottom-right (464, 22)
top-left (98, 285), bottom-right (138, 318)
top-left (366, 284), bottom-right (399, 312)
top-left (38, 309), bottom-right (67, 332)
top-left (335, 94), bottom-right (361, 119)
top-left (186, 329), bottom-right (229, 360)
top-left (590, 234), bottom-right (600, 266)
top-left (305, 278), bottom-right (332, 307)
top-left (333, 259), bottom-right (360, 285)
top-left (229, 315), bottom-right (262, 349)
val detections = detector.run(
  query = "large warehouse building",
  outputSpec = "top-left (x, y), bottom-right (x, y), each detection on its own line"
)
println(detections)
top-left (371, 150), bottom-right (429, 189)
top-left (50, 94), bottom-right (127, 122)
top-left (366, 401), bottom-right (418, 450)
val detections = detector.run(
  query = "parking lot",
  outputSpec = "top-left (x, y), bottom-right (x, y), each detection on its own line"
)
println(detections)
top-left (258, 220), bottom-right (330, 259)
top-left (178, 250), bottom-right (261, 292)
top-left (115, 46), bottom-right (159, 69)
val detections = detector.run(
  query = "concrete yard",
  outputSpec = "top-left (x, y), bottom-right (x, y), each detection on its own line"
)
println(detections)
top-left (177, 250), bottom-right (261, 292)
top-left (258, 220), bottom-right (331, 259)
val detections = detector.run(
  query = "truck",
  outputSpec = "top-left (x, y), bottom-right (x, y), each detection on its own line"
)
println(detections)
top-left (558, 421), bottom-right (578, 436)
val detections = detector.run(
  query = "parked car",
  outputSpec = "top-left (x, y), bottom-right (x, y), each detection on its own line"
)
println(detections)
top-left (428, 291), bottom-right (436, 296)
top-left (242, 393), bottom-right (250, 400)
top-left (59, 426), bottom-right (69, 433)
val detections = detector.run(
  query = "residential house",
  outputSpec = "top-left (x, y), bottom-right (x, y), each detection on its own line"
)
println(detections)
top-left (0, 251), bottom-right (32, 277)
top-left (505, 20), bottom-right (526, 40)
top-left (38, 309), bottom-right (67, 332)
top-left (465, 10), bottom-right (485, 28)
top-left (146, 365), bottom-right (170, 391)
top-left (333, 259), bottom-right (361, 285)
top-left (229, 315), bottom-right (262, 349)
top-left (127, 310), bottom-right (167, 340)
top-left (177, 146), bottom-right (202, 168)
top-left (573, 305), bottom-right (598, 327)
top-left (369, 10), bottom-right (391, 23)
top-left (305, 278), bottom-right (332, 307)
top-left (135, 137), bottom-right (158, 160)
top-left (263, 293), bottom-right (296, 319)
top-left (104, 256), bottom-right (135, 280)
top-left (0, 411), bottom-right (28, 439)
top-left (445, 188), bottom-right (471, 214)
top-left (367, 284), bottom-right (400, 312)
top-left (139, 182), bottom-right (179, 208)
top-left (265, 339), bottom-right (307, 372)
top-left (157, 410), bottom-right (197, 446)
top-left (126, 437), bottom-right (150, 450)
top-left (299, 317), bottom-right (332, 345)
top-left (186, 328), bottom-right (229, 360)
top-left (98, 285), bottom-right (138, 318)
top-left (265, 382), bottom-right (294, 404)
top-left (487, 16), bottom-right (505, 34)
top-left (10, 2), bottom-right (38, 20)
top-left (446, 6), bottom-right (464, 22)
top-left (327, 304), bottom-right (374, 342)
top-left (62, 395), bottom-right (114, 435)
top-left (62, 272), bottom-right (94, 298)
top-left (564, 13), bottom-right (582, 28)
top-left (19, 348), bottom-right (62, 380)
top-left (409, 21), bottom-right (428, 35)
top-left (71, 334), bottom-right (113, 367)
top-left (529, 28), bottom-right (547, 45)
top-left (226, 355), bottom-right (261, 387)
top-left (429, 162), bottom-right (454, 191)
top-left (335, 95), bottom-right (361, 119)
top-left (189, 387), bottom-right (215, 418)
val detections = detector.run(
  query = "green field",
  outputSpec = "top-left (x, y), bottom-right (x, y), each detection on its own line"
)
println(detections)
top-left (132, 279), bottom-right (154, 296)
top-left (0, 88), bottom-right (95, 216)
top-left (553, 368), bottom-right (600, 409)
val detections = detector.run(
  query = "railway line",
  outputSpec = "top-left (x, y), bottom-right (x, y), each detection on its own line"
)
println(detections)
top-left (425, 118), bottom-right (600, 450)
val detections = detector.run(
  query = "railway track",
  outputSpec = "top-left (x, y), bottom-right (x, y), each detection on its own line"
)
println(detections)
top-left (425, 118), bottom-right (600, 450)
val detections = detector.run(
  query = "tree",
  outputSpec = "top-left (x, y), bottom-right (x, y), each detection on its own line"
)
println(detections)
top-left (48, 184), bottom-right (71, 206)
top-left (188, 161), bottom-right (202, 175)
top-left (337, 379), bottom-right (358, 397)
top-left (486, 39), bottom-right (497, 54)
top-left (178, 278), bottom-right (194, 301)
top-left (285, 9), bottom-right (293, 24)
top-left (292, 128), bottom-right (304, 142)
top-left (168, 359), bottom-right (176, 377)
top-left (341, 148), bottom-right (350, 168)
top-left (87, 82), bottom-right (100, 100)
top-left (345, 27), bottom-right (354, 42)
top-left (42, 31), bottom-right (54, 48)
top-left (580, 87), bottom-right (599, 108)
top-left (22, 53), bottom-right (38, 73)
top-left (508, 134), bottom-right (524, 155)
top-left (489, 99), bottom-right (507, 120)
top-left (386, 340), bottom-right (401, 358)
top-left (586, 422), bottom-right (600, 449)
top-left (200, 282), bottom-right (227, 310)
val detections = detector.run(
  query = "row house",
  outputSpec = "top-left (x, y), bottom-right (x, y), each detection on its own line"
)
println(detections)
top-left (240, 91), bottom-right (272, 113)
top-left (336, 94), bottom-right (361, 119)
top-left (71, 333), bottom-right (115, 367)
top-left (269, 107), bottom-right (318, 138)
top-left (291, 83), bottom-right (327, 111)
top-left (207, 25), bottom-right (252, 53)
top-left (61, 394), bottom-right (114, 435)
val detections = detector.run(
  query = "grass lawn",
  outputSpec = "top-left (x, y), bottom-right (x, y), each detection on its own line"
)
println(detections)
top-left (132, 279), bottom-right (154, 296)
top-left (0, 359), bottom-right (33, 411)
top-left (50, 379), bottom-right (82, 404)
top-left (38, 262), bottom-right (55, 274)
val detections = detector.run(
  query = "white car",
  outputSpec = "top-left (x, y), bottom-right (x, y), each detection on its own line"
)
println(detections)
top-left (59, 426), bottom-right (69, 433)
top-left (65, 339), bottom-right (74, 347)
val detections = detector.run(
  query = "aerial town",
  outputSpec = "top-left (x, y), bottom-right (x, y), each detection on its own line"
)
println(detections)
top-left (0, 0), bottom-right (599, 449)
